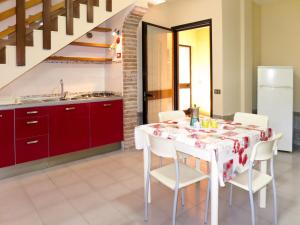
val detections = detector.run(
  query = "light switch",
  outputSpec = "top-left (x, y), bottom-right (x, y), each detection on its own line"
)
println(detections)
top-left (214, 89), bottom-right (221, 95)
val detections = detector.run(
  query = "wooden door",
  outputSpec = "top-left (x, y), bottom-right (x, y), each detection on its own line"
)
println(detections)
top-left (142, 22), bottom-right (174, 124)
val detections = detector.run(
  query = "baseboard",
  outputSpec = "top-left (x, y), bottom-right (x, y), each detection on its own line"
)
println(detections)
top-left (0, 143), bottom-right (121, 180)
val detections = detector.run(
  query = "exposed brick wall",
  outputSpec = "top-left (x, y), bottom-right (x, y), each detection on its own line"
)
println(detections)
top-left (122, 6), bottom-right (147, 151)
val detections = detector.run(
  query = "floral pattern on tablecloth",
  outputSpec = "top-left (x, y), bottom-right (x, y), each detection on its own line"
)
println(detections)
top-left (139, 118), bottom-right (273, 185)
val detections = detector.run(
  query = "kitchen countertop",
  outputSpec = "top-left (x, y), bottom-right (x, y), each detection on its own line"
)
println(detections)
top-left (0, 96), bottom-right (123, 110)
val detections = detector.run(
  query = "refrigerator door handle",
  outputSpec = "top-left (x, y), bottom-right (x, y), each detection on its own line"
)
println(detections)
top-left (259, 85), bottom-right (293, 89)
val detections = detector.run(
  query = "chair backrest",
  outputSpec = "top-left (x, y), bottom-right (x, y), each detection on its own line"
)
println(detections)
top-left (234, 112), bottom-right (268, 128)
top-left (158, 110), bottom-right (186, 122)
top-left (250, 133), bottom-right (283, 162)
top-left (146, 134), bottom-right (177, 159)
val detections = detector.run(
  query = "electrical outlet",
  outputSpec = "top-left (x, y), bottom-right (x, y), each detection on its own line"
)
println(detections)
top-left (214, 89), bottom-right (221, 95)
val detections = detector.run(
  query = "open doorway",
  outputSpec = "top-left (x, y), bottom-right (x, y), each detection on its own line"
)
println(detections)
top-left (173, 20), bottom-right (213, 117)
top-left (142, 20), bottom-right (212, 123)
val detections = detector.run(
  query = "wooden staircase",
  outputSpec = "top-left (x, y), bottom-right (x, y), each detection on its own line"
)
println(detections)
top-left (0, 0), bottom-right (145, 89)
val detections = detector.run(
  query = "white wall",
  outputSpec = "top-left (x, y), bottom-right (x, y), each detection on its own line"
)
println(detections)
top-left (252, 2), bottom-right (261, 110)
top-left (221, 0), bottom-right (241, 116)
top-left (0, 62), bottom-right (106, 97)
top-left (260, 0), bottom-right (300, 112)
top-left (240, 0), bottom-right (253, 113)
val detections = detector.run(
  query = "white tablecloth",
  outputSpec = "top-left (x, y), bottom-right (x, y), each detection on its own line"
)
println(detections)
top-left (135, 119), bottom-right (272, 186)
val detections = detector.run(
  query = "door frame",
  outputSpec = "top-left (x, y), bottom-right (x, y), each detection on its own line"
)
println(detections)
top-left (142, 19), bottom-right (213, 123)
top-left (142, 21), bottom-right (174, 124)
top-left (172, 19), bottom-right (213, 116)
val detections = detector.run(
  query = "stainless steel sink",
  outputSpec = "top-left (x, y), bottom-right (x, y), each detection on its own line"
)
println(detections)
top-left (42, 98), bottom-right (60, 102)
top-left (18, 92), bottom-right (120, 105)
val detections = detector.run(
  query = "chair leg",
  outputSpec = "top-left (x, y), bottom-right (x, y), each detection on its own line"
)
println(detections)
top-left (181, 188), bottom-right (185, 207)
top-left (172, 187), bottom-right (179, 225)
top-left (229, 184), bottom-right (233, 207)
top-left (249, 191), bottom-right (256, 225)
top-left (272, 179), bottom-right (278, 225)
top-left (144, 173), bottom-right (150, 221)
top-left (204, 179), bottom-right (210, 224)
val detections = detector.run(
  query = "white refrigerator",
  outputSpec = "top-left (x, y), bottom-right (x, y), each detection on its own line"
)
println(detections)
top-left (257, 66), bottom-right (293, 152)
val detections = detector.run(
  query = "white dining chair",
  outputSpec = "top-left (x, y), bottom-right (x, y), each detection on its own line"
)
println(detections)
top-left (158, 110), bottom-right (188, 166)
top-left (144, 134), bottom-right (210, 225)
top-left (158, 109), bottom-right (193, 206)
top-left (234, 112), bottom-right (268, 128)
top-left (158, 110), bottom-right (186, 122)
top-left (228, 133), bottom-right (283, 225)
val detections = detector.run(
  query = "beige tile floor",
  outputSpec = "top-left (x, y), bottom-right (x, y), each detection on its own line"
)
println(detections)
top-left (0, 149), bottom-right (299, 225)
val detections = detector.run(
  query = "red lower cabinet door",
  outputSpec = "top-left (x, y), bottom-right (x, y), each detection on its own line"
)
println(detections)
top-left (49, 104), bottom-right (90, 156)
top-left (0, 110), bottom-right (15, 168)
top-left (91, 100), bottom-right (124, 147)
top-left (16, 135), bottom-right (49, 164)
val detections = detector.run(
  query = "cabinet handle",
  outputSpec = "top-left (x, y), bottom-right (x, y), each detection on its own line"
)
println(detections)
top-left (27, 140), bottom-right (39, 145)
top-left (27, 111), bottom-right (38, 115)
top-left (26, 120), bottom-right (39, 125)
top-left (104, 104), bottom-right (112, 107)
top-left (65, 107), bottom-right (76, 111)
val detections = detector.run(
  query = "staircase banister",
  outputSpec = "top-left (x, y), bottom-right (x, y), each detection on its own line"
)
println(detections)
top-left (0, 0), bottom-right (43, 23)
top-left (0, 0), bottom-right (88, 39)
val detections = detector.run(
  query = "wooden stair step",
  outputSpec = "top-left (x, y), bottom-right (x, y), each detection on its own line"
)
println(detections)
top-left (47, 56), bottom-right (112, 62)
top-left (92, 27), bottom-right (112, 32)
top-left (70, 42), bottom-right (111, 48)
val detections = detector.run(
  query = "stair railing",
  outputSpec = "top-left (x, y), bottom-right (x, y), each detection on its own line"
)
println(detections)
top-left (0, 0), bottom-right (113, 66)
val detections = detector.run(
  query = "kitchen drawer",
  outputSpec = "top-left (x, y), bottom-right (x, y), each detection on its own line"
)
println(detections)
top-left (16, 135), bottom-right (49, 164)
top-left (16, 107), bottom-right (49, 118)
top-left (16, 116), bottom-right (49, 139)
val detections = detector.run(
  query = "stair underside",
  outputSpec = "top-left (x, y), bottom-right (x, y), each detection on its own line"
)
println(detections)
top-left (0, 0), bottom-right (137, 90)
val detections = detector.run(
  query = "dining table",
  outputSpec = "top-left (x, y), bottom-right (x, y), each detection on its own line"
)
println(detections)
top-left (134, 117), bottom-right (273, 225)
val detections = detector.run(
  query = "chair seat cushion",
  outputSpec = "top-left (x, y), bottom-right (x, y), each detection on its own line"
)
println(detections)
top-left (150, 163), bottom-right (209, 190)
top-left (228, 169), bottom-right (273, 193)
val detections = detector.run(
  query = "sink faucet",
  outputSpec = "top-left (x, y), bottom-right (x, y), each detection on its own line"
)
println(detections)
top-left (60, 79), bottom-right (67, 100)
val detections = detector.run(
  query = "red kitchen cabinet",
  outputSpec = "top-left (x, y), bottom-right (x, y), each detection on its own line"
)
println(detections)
top-left (16, 135), bottom-right (49, 164)
top-left (90, 100), bottom-right (123, 147)
top-left (0, 110), bottom-right (15, 168)
top-left (49, 103), bottom-right (90, 156)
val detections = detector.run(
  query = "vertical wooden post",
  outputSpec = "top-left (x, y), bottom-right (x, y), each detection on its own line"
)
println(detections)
top-left (16, 0), bottom-right (26, 66)
top-left (93, 0), bottom-right (99, 7)
top-left (87, 0), bottom-right (93, 23)
top-left (106, 0), bottom-right (112, 12)
top-left (73, 1), bottom-right (80, 18)
top-left (43, 0), bottom-right (51, 49)
top-left (66, 0), bottom-right (73, 35)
